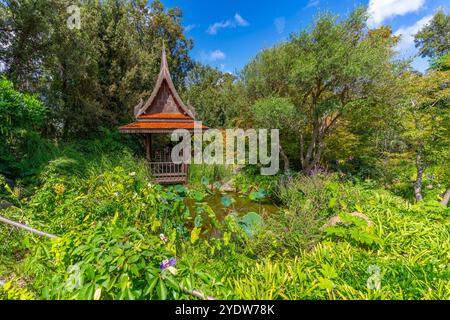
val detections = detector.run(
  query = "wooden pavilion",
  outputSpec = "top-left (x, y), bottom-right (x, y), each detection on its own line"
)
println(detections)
top-left (119, 44), bottom-right (208, 184)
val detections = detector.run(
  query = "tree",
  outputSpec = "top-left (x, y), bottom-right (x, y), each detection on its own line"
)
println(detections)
top-left (429, 53), bottom-right (450, 71)
top-left (409, 11), bottom-right (450, 203)
top-left (183, 63), bottom-right (248, 127)
top-left (431, 53), bottom-right (450, 206)
top-left (399, 60), bottom-right (450, 202)
top-left (252, 97), bottom-right (296, 172)
top-left (414, 9), bottom-right (450, 59)
top-left (243, 8), bottom-right (398, 173)
top-left (0, 77), bottom-right (46, 177)
top-left (0, 0), bottom-right (193, 137)
top-left (0, 0), bottom-right (54, 92)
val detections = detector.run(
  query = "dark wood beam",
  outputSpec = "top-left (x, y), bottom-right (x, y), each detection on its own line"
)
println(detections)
top-left (146, 134), bottom-right (152, 161)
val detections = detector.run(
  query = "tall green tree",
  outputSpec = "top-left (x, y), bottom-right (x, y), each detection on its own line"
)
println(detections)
top-left (183, 63), bottom-right (248, 127)
top-left (412, 10), bottom-right (450, 204)
top-left (414, 9), bottom-right (450, 59)
top-left (399, 60), bottom-right (450, 202)
top-left (243, 8), bottom-right (399, 173)
top-left (0, 0), bottom-right (54, 92)
top-left (252, 96), bottom-right (296, 172)
top-left (0, 0), bottom-right (193, 137)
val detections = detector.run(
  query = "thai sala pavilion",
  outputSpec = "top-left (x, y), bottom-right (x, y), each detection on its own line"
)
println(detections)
top-left (119, 44), bottom-right (208, 184)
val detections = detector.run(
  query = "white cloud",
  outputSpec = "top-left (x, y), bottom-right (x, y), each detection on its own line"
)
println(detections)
top-left (368, 0), bottom-right (426, 27)
top-left (306, 0), bottom-right (320, 8)
top-left (394, 15), bottom-right (432, 52)
top-left (184, 24), bottom-right (196, 32)
top-left (201, 50), bottom-right (226, 61)
top-left (274, 17), bottom-right (286, 34)
top-left (207, 13), bottom-right (250, 35)
top-left (207, 21), bottom-right (231, 35)
top-left (234, 13), bottom-right (249, 27)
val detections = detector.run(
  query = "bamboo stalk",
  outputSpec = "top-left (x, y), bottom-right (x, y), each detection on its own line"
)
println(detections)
top-left (0, 215), bottom-right (58, 239)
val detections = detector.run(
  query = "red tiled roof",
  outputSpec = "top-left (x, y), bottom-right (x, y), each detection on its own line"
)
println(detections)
top-left (138, 113), bottom-right (193, 120)
top-left (119, 121), bottom-right (208, 131)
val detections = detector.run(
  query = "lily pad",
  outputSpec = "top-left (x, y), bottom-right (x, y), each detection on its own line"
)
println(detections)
top-left (201, 176), bottom-right (209, 186)
top-left (249, 188), bottom-right (267, 202)
top-left (239, 212), bottom-right (263, 237)
top-left (220, 196), bottom-right (234, 207)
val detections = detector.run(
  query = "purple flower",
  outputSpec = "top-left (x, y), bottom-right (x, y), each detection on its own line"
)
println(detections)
top-left (160, 258), bottom-right (176, 270)
top-left (160, 259), bottom-right (169, 270)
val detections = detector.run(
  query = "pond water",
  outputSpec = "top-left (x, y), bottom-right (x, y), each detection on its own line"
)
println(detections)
top-left (185, 191), bottom-right (280, 221)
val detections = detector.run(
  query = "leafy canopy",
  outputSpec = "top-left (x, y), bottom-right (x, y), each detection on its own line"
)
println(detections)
top-left (415, 9), bottom-right (450, 59)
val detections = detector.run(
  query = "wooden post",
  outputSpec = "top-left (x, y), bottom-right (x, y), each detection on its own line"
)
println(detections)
top-left (146, 134), bottom-right (152, 161)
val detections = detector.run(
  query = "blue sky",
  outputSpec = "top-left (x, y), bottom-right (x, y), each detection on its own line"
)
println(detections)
top-left (162, 0), bottom-right (449, 73)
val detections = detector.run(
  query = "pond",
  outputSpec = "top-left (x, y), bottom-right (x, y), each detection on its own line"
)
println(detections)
top-left (184, 190), bottom-right (280, 235)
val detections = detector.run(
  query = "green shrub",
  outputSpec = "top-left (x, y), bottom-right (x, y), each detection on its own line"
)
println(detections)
top-left (34, 221), bottom-right (189, 300)
top-left (248, 174), bottom-right (337, 257)
top-left (188, 164), bottom-right (233, 185)
top-left (0, 77), bottom-right (51, 179)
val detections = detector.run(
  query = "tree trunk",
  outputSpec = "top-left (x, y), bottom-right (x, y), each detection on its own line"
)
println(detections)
top-left (299, 133), bottom-right (305, 169)
top-left (300, 126), bottom-right (319, 173)
top-left (279, 144), bottom-right (290, 173)
top-left (303, 137), bottom-right (324, 174)
top-left (304, 121), bottom-right (320, 169)
top-left (441, 187), bottom-right (450, 206)
top-left (414, 153), bottom-right (426, 202)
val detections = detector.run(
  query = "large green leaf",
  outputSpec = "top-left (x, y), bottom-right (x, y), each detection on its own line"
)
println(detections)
top-left (200, 176), bottom-right (209, 186)
top-left (249, 189), bottom-right (267, 202)
top-left (157, 279), bottom-right (167, 300)
top-left (175, 184), bottom-right (187, 196)
top-left (239, 212), bottom-right (263, 237)
top-left (220, 196), bottom-right (234, 207)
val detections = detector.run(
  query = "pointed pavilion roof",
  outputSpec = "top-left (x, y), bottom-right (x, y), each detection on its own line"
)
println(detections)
top-left (134, 43), bottom-right (194, 119)
top-left (120, 43), bottom-right (208, 133)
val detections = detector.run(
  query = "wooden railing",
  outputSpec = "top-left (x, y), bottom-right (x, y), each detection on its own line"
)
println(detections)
top-left (152, 148), bottom-right (173, 162)
top-left (149, 162), bottom-right (188, 184)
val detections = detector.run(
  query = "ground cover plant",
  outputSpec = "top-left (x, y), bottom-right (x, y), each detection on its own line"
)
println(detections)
top-left (0, 138), bottom-right (448, 299)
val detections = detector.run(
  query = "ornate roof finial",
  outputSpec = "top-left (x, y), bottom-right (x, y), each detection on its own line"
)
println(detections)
top-left (132, 38), bottom-right (195, 119)
top-left (161, 39), bottom-right (169, 72)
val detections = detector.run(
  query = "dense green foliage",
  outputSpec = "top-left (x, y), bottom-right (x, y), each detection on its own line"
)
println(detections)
top-left (0, 77), bottom-right (52, 178)
top-left (243, 8), bottom-right (400, 174)
top-left (1, 143), bottom-right (448, 299)
top-left (182, 63), bottom-right (249, 127)
top-left (0, 0), bottom-right (193, 136)
top-left (415, 9), bottom-right (450, 59)
top-left (1, 4), bottom-right (449, 301)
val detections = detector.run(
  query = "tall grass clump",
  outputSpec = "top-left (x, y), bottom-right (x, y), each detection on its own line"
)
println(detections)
top-left (188, 164), bottom-right (233, 185)
top-left (248, 174), bottom-right (338, 257)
